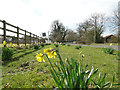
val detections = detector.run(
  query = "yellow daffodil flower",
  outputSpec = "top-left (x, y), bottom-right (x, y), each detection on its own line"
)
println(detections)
top-left (36, 53), bottom-right (45, 62)
top-left (44, 48), bottom-right (56, 58)
top-left (12, 44), bottom-right (15, 47)
top-left (10, 42), bottom-right (12, 47)
top-left (110, 43), bottom-right (112, 46)
top-left (44, 48), bottom-right (49, 53)
top-left (47, 51), bottom-right (56, 58)
top-left (3, 41), bottom-right (6, 46)
top-left (41, 42), bottom-right (43, 44)
top-left (51, 51), bottom-right (56, 58)
top-left (10, 42), bottom-right (12, 45)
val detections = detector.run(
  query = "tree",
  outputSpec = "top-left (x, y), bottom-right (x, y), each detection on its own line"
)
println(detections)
top-left (65, 29), bottom-right (78, 42)
top-left (108, 8), bottom-right (119, 36)
top-left (77, 13), bottom-right (105, 43)
top-left (89, 13), bottom-right (106, 43)
top-left (77, 20), bottom-right (92, 43)
top-left (50, 20), bottom-right (67, 42)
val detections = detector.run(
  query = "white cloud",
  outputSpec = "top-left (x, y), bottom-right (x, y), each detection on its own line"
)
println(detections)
top-left (0, 0), bottom-right (119, 37)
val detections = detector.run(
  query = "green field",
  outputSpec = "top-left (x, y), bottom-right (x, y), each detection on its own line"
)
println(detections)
top-left (2, 44), bottom-right (119, 88)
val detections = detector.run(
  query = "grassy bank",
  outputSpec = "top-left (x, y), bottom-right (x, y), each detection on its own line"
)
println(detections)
top-left (2, 44), bottom-right (119, 88)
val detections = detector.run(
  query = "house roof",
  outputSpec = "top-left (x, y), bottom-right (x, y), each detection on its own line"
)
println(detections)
top-left (104, 35), bottom-right (113, 38)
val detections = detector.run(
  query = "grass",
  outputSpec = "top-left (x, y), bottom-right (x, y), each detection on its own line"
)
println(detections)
top-left (2, 44), bottom-right (119, 88)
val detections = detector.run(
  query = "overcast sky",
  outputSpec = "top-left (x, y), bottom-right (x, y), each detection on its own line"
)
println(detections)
top-left (0, 0), bottom-right (119, 37)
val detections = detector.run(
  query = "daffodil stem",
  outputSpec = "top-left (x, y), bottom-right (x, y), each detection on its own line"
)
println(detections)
top-left (81, 56), bottom-right (83, 72)
top-left (45, 54), bottom-right (58, 77)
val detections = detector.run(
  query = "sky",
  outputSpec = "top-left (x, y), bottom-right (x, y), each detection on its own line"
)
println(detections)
top-left (0, 0), bottom-right (119, 37)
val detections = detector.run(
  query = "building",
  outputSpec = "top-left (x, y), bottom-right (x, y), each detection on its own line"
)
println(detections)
top-left (104, 35), bottom-right (113, 43)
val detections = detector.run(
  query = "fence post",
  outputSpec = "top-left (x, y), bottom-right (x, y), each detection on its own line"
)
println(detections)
top-left (25, 30), bottom-right (26, 46)
top-left (30, 33), bottom-right (31, 47)
top-left (39, 37), bottom-right (41, 43)
top-left (36, 35), bottom-right (37, 43)
top-left (33, 34), bottom-right (34, 45)
top-left (3, 20), bottom-right (6, 42)
top-left (38, 36), bottom-right (39, 43)
top-left (17, 27), bottom-right (19, 46)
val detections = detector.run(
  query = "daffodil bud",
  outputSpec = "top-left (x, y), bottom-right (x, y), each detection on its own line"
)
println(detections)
top-left (82, 54), bottom-right (85, 58)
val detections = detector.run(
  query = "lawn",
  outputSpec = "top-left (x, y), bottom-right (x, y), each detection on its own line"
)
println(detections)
top-left (2, 44), bottom-right (119, 88)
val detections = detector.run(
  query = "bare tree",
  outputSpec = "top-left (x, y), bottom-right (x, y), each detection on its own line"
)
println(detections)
top-left (65, 29), bottom-right (78, 42)
top-left (50, 20), bottom-right (67, 42)
top-left (89, 13), bottom-right (106, 43)
top-left (77, 20), bottom-right (92, 42)
top-left (77, 13), bottom-right (105, 43)
top-left (108, 9), bottom-right (119, 32)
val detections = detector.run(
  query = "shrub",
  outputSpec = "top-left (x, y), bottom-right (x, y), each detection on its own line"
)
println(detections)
top-left (116, 51), bottom-right (120, 60)
top-left (75, 45), bottom-right (82, 49)
top-left (34, 45), bottom-right (39, 50)
top-left (103, 47), bottom-right (114, 54)
top-left (41, 44), bottom-right (44, 47)
top-left (2, 47), bottom-right (14, 61)
top-left (67, 44), bottom-right (71, 46)
top-left (45, 43), bottom-right (51, 45)
top-left (25, 46), bottom-right (29, 49)
top-left (61, 43), bottom-right (65, 45)
top-left (54, 44), bottom-right (59, 47)
top-left (16, 46), bottom-right (23, 50)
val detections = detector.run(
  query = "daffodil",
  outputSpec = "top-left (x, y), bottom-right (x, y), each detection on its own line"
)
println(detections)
top-left (3, 41), bottom-right (6, 46)
top-left (36, 53), bottom-right (45, 62)
top-left (44, 48), bottom-right (56, 58)
top-left (48, 51), bottom-right (56, 58)
top-left (110, 43), bottom-right (112, 46)
top-left (10, 42), bottom-right (12, 45)
top-left (44, 48), bottom-right (50, 53)
top-left (41, 42), bottom-right (43, 44)
top-left (10, 42), bottom-right (12, 47)
top-left (12, 44), bottom-right (15, 47)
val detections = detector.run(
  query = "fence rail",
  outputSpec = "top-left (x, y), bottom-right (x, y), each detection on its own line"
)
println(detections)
top-left (0, 19), bottom-right (41, 46)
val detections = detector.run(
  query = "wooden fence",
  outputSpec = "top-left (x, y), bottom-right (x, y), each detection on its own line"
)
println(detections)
top-left (0, 19), bottom-right (41, 46)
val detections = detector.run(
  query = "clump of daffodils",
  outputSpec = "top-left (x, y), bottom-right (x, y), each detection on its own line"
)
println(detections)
top-left (110, 43), bottom-right (112, 46)
top-left (36, 48), bottom-right (56, 62)
top-left (3, 41), bottom-right (6, 46)
top-left (10, 42), bottom-right (12, 47)
top-left (12, 44), bottom-right (15, 47)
